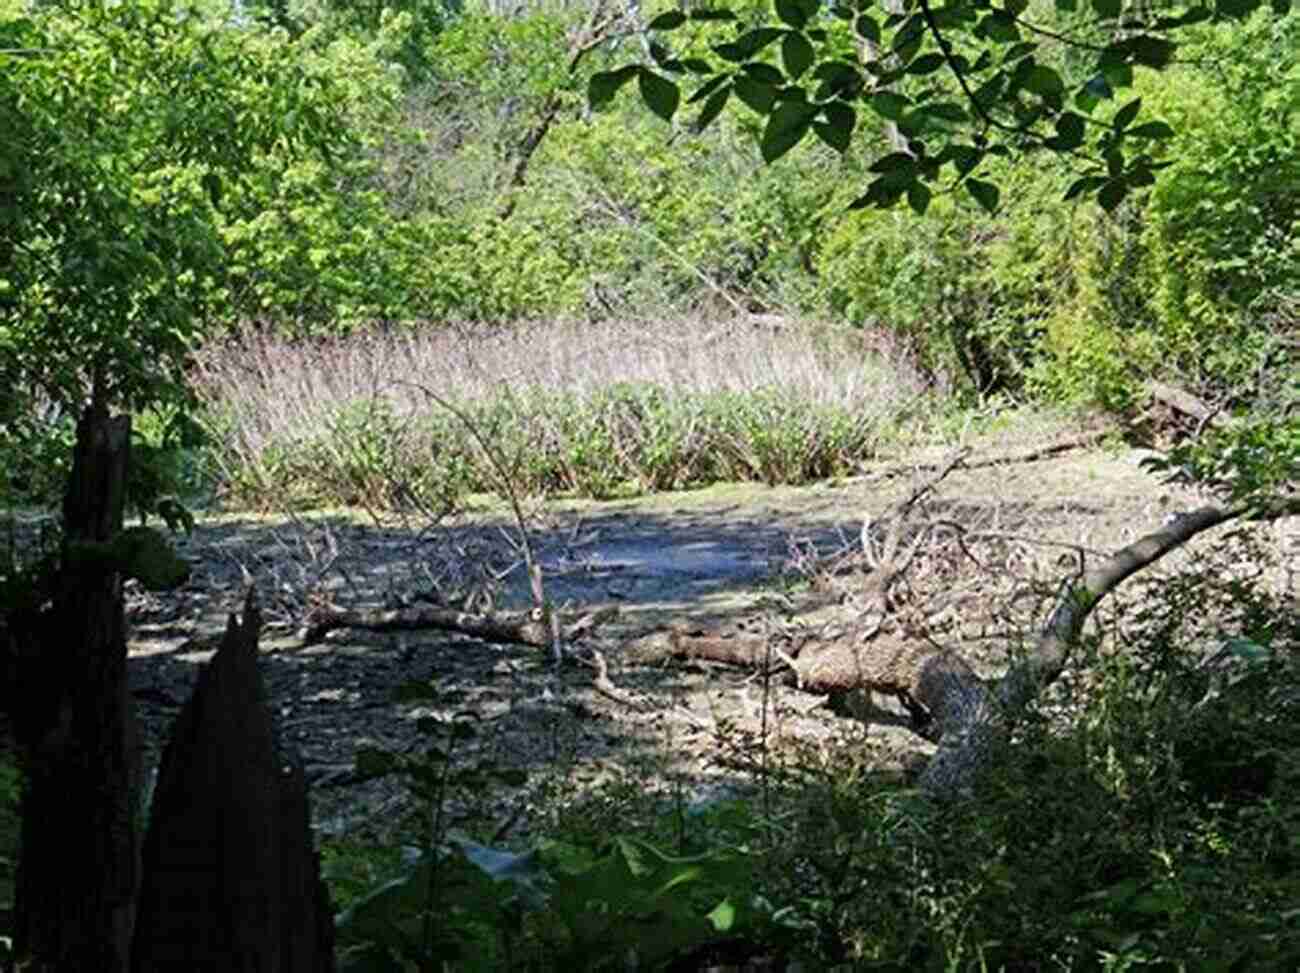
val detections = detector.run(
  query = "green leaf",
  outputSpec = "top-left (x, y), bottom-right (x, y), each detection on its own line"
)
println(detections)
top-left (891, 14), bottom-right (925, 50)
top-left (588, 66), bottom-right (639, 109)
top-left (734, 75), bottom-right (778, 114)
top-left (907, 180), bottom-right (931, 215)
top-left (812, 121), bottom-right (849, 152)
top-left (1098, 178), bottom-right (1127, 211)
top-left (1063, 175), bottom-right (1105, 200)
top-left (691, 8), bottom-right (738, 21)
top-left (1003, 41), bottom-right (1038, 63)
top-left (965, 177), bottom-right (1000, 213)
top-left (907, 52), bottom-right (946, 75)
top-left (713, 27), bottom-right (784, 62)
top-left (921, 101), bottom-right (969, 122)
top-left (1127, 162), bottom-right (1155, 186)
top-left (947, 143), bottom-right (983, 176)
top-left (1055, 0), bottom-right (1077, 9)
top-left (1082, 74), bottom-right (1113, 103)
top-left (980, 10), bottom-right (1020, 41)
top-left (973, 71), bottom-right (1007, 107)
top-left (782, 32), bottom-right (815, 78)
top-left (869, 91), bottom-right (910, 120)
top-left (813, 101), bottom-right (855, 151)
top-left (870, 151), bottom-right (917, 173)
top-left (1127, 34), bottom-right (1177, 68)
top-left (1271, 0), bottom-right (1292, 13)
top-left (708, 898), bottom-right (739, 932)
top-left (1051, 111), bottom-right (1086, 150)
top-left (1093, 0), bottom-right (1121, 16)
top-left (1128, 120), bottom-right (1174, 139)
top-left (648, 11), bottom-right (687, 30)
top-left (1023, 64), bottom-right (1065, 98)
top-left (1100, 59), bottom-right (1133, 89)
top-left (775, 0), bottom-right (812, 28)
top-left (849, 175), bottom-right (907, 209)
top-left (1113, 97), bottom-right (1141, 131)
top-left (761, 100), bottom-right (817, 162)
top-left (694, 83), bottom-right (732, 131)
top-left (743, 61), bottom-right (785, 85)
top-left (854, 14), bottom-right (881, 44)
top-left (638, 69), bottom-right (681, 122)
top-left (812, 61), bottom-right (862, 100)
top-left (687, 73), bottom-right (731, 104)
top-left (1215, 0), bottom-right (1258, 16)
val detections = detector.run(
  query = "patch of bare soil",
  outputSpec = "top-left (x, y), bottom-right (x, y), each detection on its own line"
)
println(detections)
top-left (124, 442), bottom-right (1298, 843)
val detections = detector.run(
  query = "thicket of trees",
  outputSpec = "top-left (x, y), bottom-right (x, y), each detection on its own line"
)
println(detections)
top-left (1, 0), bottom-right (1297, 967)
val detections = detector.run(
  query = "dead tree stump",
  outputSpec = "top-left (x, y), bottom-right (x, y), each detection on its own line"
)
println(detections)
top-left (7, 404), bottom-right (140, 972)
top-left (131, 589), bottom-right (334, 972)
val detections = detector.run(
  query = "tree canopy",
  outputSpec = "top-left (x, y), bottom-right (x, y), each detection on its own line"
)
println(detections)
top-left (592, 0), bottom-right (1294, 215)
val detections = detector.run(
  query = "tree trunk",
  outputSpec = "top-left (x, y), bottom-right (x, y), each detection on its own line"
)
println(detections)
top-left (641, 500), bottom-right (1272, 799)
top-left (131, 589), bottom-right (335, 972)
top-left (9, 403), bottom-right (140, 971)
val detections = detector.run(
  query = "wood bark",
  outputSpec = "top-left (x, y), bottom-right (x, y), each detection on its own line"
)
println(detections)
top-left (300, 601), bottom-right (617, 652)
top-left (650, 504), bottom-right (1267, 798)
top-left (7, 404), bottom-right (140, 972)
top-left (131, 589), bottom-right (334, 972)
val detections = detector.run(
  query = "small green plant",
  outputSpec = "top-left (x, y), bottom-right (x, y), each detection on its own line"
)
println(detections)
top-left (331, 678), bottom-right (769, 971)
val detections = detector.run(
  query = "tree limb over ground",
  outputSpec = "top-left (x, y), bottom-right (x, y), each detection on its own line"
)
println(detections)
top-left (297, 451), bottom-right (1298, 802)
top-left (649, 488), bottom-right (1299, 799)
top-left (300, 602), bottom-right (619, 652)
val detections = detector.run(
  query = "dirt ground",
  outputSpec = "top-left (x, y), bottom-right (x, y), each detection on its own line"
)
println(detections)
top-left (121, 437), bottom-right (1299, 844)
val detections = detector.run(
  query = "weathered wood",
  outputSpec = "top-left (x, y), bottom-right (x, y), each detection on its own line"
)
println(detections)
top-left (652, 502), bottom-right (1264, 800)
top-left (131, 588), bottom-right (334, 972)
top-left (301, 601), bottom-right (618, 652)
top-left (9, 403), bottom-right (139, 973)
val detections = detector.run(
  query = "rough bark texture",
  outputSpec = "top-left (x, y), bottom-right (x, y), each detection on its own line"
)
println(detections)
top-left (641, 503), bottom-right (1259, 799)
top-left (131, 589), bottom-right (334, 972)
top-left (9, 403), bottom-right (140, 972)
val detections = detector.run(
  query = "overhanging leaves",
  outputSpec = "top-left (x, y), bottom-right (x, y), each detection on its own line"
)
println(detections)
top-left (694, 83), bottom-right (731, 132)
top-left (638, 69), bottom-right (681, 122)
top-left (648, 11), bottom-right (687, 31)
top-left (965, 177), bottom-right (1000, 213)
top-left (782, 31), bottom-right (815, 78)
top-left (734, 75), bottom-right (777, 114)
top-left (713, 27), bottom-right (784, 63)
top-left (760, 99), bottom-right (818, 162)
top-left (588, 65), bottom-right (639, 110)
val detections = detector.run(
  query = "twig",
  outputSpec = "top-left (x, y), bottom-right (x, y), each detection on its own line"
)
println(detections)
top-left (859, 430), bottom-right (1109, 481)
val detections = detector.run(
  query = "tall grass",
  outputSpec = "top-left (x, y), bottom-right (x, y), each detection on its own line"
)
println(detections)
top-left (193, 316), bottom-right (943, 509)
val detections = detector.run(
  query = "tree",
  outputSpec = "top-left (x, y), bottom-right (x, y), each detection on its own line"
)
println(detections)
top-left (591, 0), bottom-right (1295, 214)
top-left (0, 2), bottom-right (360, 966)
top-left (593, 0), bottom-right (1299, 798)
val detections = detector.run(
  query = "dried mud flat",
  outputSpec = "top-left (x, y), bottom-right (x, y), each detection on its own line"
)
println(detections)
top-left (125, 437), bottom-right (1299, 843)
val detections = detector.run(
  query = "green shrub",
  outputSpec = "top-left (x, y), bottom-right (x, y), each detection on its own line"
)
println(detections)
top-left (1133, 12), bottom-right (1299, 396)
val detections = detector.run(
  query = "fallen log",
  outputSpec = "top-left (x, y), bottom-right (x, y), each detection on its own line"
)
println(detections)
top-left (299, 602), bottom-right (619, 652)
top-left (642, 499), bottom-right (1297, 800)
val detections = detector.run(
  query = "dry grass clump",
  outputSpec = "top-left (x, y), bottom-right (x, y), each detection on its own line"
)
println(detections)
top-left (193, 315), bottom-right (943, 509)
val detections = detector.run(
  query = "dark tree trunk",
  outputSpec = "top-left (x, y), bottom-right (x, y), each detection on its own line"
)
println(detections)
top-left (1, 404), bottom-right (334, 971)
top-left (10, 403), bottom-right (140, 971)
top-left (131, 589), bottom-right (335, 972)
